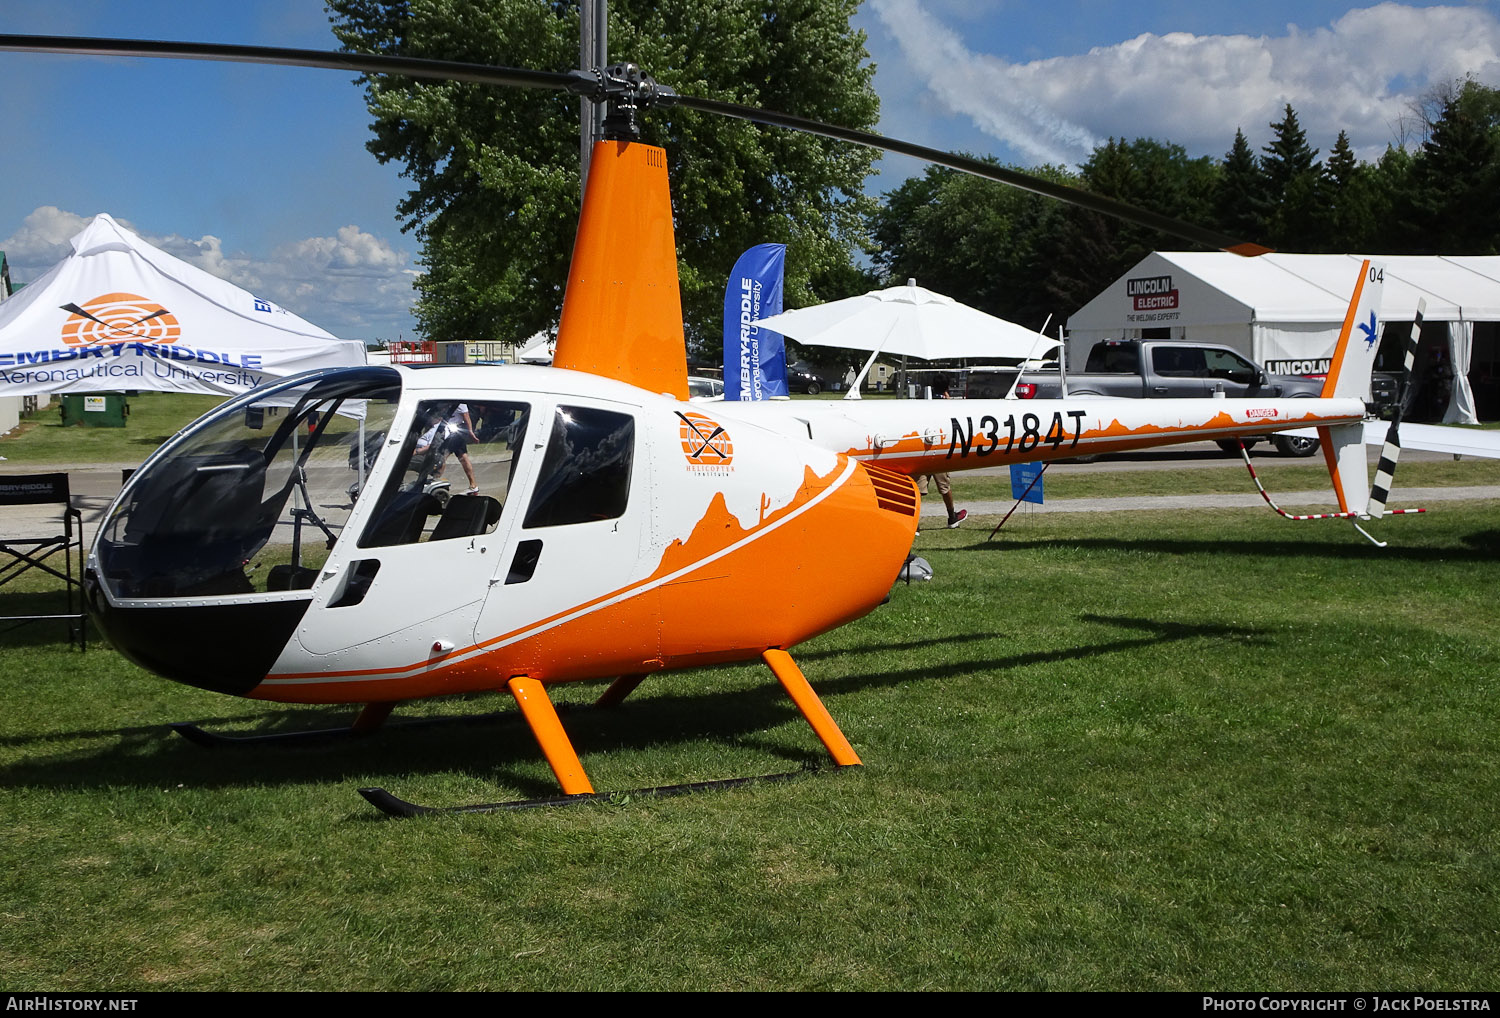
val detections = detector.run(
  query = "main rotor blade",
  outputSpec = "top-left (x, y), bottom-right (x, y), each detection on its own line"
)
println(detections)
top-left (0, 34), bottom-right (582, 94)
top-left (0, 33), bottom-right (1270, 254)
top-left (672, 94), bottom-right (1270, 256)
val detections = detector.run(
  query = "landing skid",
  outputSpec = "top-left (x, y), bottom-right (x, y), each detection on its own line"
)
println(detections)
top-left (358, 763), bottom-right (850, 817)
top-left (365, 649), bottom-right (862, 818)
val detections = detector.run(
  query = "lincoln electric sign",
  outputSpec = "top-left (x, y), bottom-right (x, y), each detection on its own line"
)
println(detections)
top-left (1126, 274), bottom-right (1181, 323)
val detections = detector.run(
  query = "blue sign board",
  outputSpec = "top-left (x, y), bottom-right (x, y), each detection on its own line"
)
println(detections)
top-left (1010, 463), bottom-right (1045, 504)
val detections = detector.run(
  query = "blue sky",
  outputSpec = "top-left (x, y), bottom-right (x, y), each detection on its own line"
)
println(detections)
top-left (3, 1), bottom-right (1497, 341)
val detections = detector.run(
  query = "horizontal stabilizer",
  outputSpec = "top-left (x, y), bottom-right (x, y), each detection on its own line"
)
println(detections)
top-left (1359, 421), bottom-right (1500, 459)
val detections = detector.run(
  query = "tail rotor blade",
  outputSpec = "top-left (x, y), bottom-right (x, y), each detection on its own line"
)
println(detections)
top-left (1368, 298), bottom-right (1425, 518)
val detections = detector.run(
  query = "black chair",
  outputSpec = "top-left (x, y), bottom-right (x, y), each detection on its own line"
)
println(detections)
top-left (0, 473), bottom-right (86, 648)
top-left (430, 494), bottom-right (502, 542)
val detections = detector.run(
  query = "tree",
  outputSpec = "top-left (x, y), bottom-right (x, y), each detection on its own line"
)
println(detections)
top-left (1363, 145), bottom-right (1416, 252)
top-left (1399, 81), bottom-right (1500, 254)
top-left (1315, 130), bottom-right (1380, 251)
top-left (1260, 104), bottom-right (1323, 250)
top-left (1214, 128), bottom-right (1269, 244)
top-left (1043, 137), bottom-right (1217, 313)
top-left (328, 0), bottom-right (880, 349)
top-left (871, 137), bottom-right (1221, 329)
top-left (870, 160), bottom-right (1073, 330)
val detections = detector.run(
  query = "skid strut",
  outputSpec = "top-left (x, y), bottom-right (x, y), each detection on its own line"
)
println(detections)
top-left (359, 649), bottom-right (861, 816)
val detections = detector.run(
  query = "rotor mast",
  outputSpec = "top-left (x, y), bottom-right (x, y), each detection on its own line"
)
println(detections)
top-left (579, 0), bottom-right (608, 195)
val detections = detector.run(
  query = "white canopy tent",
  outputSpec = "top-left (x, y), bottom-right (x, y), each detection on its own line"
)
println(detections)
top-left (0, 214), bottom-right (365, 399)
top-left (1068, 253), bottom-right (1500, 424)
top-left (753, 280), bottom-right (1059, 399)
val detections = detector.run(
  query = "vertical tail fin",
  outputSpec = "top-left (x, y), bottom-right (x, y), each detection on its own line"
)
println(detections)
top-left (1318, 422), bottom-right (1370, 516)
top-left (1317, 261), bottom-right (1383, 517)
top-left (1320, 259), bottom-right (1384, 401)
top-left (553, 140), bottom-right (689, 400)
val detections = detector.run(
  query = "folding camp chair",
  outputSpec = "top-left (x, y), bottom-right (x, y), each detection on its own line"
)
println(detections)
top-left (0, 473), bottom-right (86, 648)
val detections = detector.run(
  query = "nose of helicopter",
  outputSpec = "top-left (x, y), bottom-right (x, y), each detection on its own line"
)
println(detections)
top-left (85, 568), bottom-right (310, 696)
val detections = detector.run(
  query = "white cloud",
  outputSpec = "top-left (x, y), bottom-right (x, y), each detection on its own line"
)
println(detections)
top-left (870, 1), bottom-right (1500, 165)
top-left (1, 206), bottom-right (97, 265)
top-left (2, 211), bottom-right (416, 339)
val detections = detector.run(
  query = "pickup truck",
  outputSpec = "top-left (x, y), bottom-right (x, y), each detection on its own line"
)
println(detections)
top-left (969, 339), bottom-right (1396, 457)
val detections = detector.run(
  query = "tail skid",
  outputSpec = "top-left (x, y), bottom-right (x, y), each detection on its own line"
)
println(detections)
top-left (1235, 435), bottom-right (1423, 547)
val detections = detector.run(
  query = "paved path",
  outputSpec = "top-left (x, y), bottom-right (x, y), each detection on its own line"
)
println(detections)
top-left (921, 485), bottom-right (1500, 520)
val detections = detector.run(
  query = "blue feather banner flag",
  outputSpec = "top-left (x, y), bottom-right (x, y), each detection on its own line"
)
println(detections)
top-left (723, 244), bottom-right (788, 400)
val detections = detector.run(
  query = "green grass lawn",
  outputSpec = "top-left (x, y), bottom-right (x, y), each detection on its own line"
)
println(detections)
top-left (1, 501), bottom-right (1496, 990)
top-left (0, 392), bottom-right (227, 464)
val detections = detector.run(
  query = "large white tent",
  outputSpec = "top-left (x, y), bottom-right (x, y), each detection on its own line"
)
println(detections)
top-left (1067, 253), bottom-right (1500, 424)
top-left (0, 214), bottom-right (365, 398)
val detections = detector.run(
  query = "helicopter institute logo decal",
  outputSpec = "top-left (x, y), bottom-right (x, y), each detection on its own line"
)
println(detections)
top-left (59, 293), bottom-right (181, 346)
top-left (676, 410), bottom-right (734, 473)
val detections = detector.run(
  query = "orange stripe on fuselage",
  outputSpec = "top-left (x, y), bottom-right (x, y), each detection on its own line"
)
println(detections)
top-left (844, 408), bottom-right (1362, 474)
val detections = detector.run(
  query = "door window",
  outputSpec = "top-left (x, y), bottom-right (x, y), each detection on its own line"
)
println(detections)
top-left (360, 400), bottom-right (530, 547)
top-left (523, 405), bottom-right (635, 528)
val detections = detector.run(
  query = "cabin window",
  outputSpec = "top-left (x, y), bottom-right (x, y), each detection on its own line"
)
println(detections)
top-left (523, 405), bottom-right (634, 528)
top-left (360, 400), bottom-right (529, 548)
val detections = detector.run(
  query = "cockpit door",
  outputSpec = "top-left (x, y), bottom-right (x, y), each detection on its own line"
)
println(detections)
top-left (294, 397), bottom-right (537, 665)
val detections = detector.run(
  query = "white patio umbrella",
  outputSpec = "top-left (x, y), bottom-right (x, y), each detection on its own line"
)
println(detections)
top-left (751, 279), bottom-right (1058, 398)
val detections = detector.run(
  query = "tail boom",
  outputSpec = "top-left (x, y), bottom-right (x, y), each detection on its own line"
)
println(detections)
top-left (722, 396), bottom-right (1366, 475)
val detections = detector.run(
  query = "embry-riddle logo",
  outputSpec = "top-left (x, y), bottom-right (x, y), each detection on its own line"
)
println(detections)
top-left (60, 293), bottom-right (181, 347)
top-left (676, 410), bottom-right (734, 469)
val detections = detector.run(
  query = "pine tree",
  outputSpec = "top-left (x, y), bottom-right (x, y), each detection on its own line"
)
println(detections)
top-left (1215, 128), bottom-right (1269, 244)
top-left (1316, 131), bottom-right (1374, 251)
top-left (1403, 92), bottom-right (1500, 253)
top-left (1262, 104), bottom-right (1319, 191)
top-left (1324, 131), bottom-right (1357, 189)
top-left (1261, 104), bottom-right (1323, 250)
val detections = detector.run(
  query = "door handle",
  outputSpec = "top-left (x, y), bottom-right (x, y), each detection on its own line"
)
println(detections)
top-left (506, 540), bottom-right (543, 585)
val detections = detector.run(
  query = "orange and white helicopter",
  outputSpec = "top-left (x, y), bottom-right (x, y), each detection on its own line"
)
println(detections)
top-left (0, 35), bottom-right (1400, 814)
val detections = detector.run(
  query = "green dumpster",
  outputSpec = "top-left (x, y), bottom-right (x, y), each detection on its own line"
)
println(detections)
top-left (59, 392), bottom-right (130, 428)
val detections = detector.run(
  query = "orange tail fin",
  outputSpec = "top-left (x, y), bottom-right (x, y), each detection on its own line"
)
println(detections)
top-left (553, 140), bottom-right (689, 400)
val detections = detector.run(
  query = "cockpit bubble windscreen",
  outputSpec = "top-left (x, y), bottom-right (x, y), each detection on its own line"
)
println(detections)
top-left (95, 368), bottom-right (401, 600)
